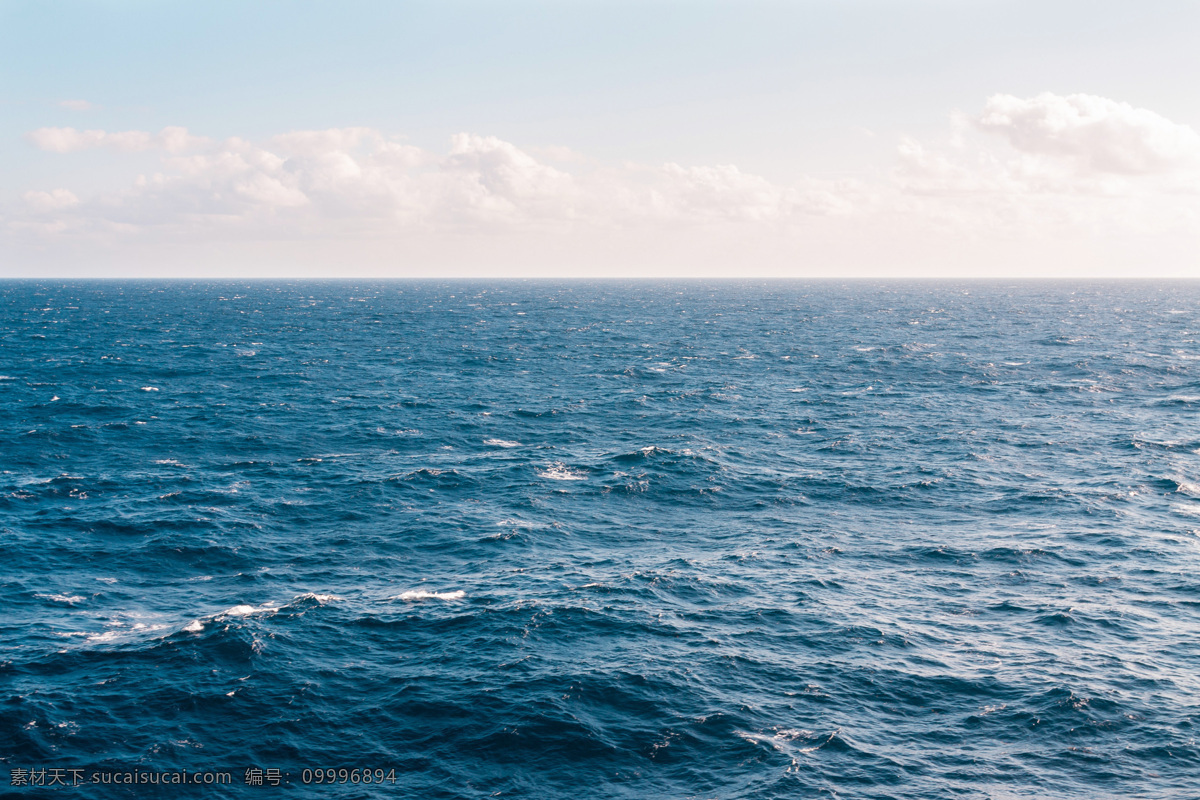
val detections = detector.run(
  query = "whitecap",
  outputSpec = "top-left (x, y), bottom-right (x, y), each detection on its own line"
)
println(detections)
top-left (37, 593), bottom-right (85, 604)
top-left (84, 618), bottom-right (169, 644)
top-left (292, 592), bottom-right (341, 603)
top-left (496, 518), bottom-right (543, 529)
top-left (389, 589), bottom-right (466, 601)
top-left (217, 602), bottom-right (279, 618)
top-left (219, 605), bottom-right (259, 617)
top-left (538, 462), bottom-right (587, 481)
top-left (141, 386), bottom-right (159, 392)
top-left (484, 438), bottom-right (521, 448)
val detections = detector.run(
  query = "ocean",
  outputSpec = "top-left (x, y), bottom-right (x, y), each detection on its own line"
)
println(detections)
top-left (1, 280), bottom-right (1198, 798)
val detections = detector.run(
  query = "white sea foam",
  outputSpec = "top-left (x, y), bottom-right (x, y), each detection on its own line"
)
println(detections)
top-left (293, 593), bottom-right (342, 603)
top-left (219, 605), bottom-right (260, 617)
top-left (83, 617), bottom-right (169, 644)
top-left (496, 518), bottom-right (543, 529)
top-left (37, 593), bottom-right (85, 604)
top-left (538, 462), bottom-right (587, 481)
top-left (390, 589), bottom-right (466, 601)
top-left (484, 438), bottom-right (521, 448)
top-left (218, 602), bottom-right (279, 617)
top-left (184, 593), bottom-right (338, 631)
top-left (736, 727), bottom-right (840, 755)
top-left (141, 386), bottom-right (159, 391)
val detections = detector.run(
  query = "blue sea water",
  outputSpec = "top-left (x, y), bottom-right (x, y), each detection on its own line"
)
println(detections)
top-left (1, 280), bottom-right (1199, 799)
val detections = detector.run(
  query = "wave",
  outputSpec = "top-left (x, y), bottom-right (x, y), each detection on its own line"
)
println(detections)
top-left (36, 593), bottom-right (87, 604)
top-left (387, 589), bottom-right (466, 601)
top-left (538, 462), bottom-right (587, 481)
top-left (179, 593), bottom-right (343, 634)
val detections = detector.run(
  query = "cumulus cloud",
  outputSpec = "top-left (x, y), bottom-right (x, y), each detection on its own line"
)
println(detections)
top-left (23, 189), bottom-right (80, 213)
top-left (26, 126), bottom-right (211, 154)
top-left (11, 92), bottom-right (1198, 275)
top-left (893, 137), bottom-right (1105, 197)
top-left (14, 125), bottom-right (854, 240)
top-left (654, 163), bottom-right (857, 220)
top-left (440, 133), bottom-right (579, 223)
top-left (656, 163), bottom-right (789, 221)
top-left (887, 93), bottom-right (1200, 240)
top-left (897, 93), bottom-right (1200, 197)
top-left (975, 92), bottom-right (1200, 175)
top-left (269, 127), bottom-right (386, 156)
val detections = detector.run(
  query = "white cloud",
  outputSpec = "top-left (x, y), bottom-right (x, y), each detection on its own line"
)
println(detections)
top-left (886, 92), bottom-right (1200, 241)
top-left (975, 92), bottom-right (1200, 175)
top-left (23, 189), bottom-right (80, 213)
top-left (268, 127), bottom-right (382, 156)
top-left (27, 127), bottom-right (108, 153)
top-left (653, 163), bottom-right (857, 221)
top-left (25, 126), bottom-right (211, 154)
top-left (8, 94), bottom-right (1199, 277)
top-left (440, 133), bottom-right (579, 223)
top-left (17, 126), bottom-right (851, 237)
top-left (656, 163), bottom-right (788, 221)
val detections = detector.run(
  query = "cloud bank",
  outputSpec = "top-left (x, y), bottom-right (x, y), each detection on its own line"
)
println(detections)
top-left (18, 126), bottom-right (857, 234)
top-left (8, 93), bottom-right (1200, 276)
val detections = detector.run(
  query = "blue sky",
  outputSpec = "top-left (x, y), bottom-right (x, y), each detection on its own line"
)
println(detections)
top-left (4, 1), bottom-right (1200, 277)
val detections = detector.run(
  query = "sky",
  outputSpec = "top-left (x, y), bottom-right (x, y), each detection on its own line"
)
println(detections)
top-left (3, 0), bottom-right (1200, 278)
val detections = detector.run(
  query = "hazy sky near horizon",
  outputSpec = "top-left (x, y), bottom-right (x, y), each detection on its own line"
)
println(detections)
top-left (4, 0), bottom-right (1200, 278)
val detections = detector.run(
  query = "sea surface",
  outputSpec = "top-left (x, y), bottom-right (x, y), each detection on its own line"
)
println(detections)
top-left (1, 281), bottom-right (1199, 799)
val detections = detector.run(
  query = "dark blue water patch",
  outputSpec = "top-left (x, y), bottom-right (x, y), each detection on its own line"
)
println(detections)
top-left (2, 280), bottom-right (1200, 798)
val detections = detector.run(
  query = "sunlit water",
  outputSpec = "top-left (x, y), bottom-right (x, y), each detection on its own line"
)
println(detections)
top-left (2, 281), bottom-right (1198, 798)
